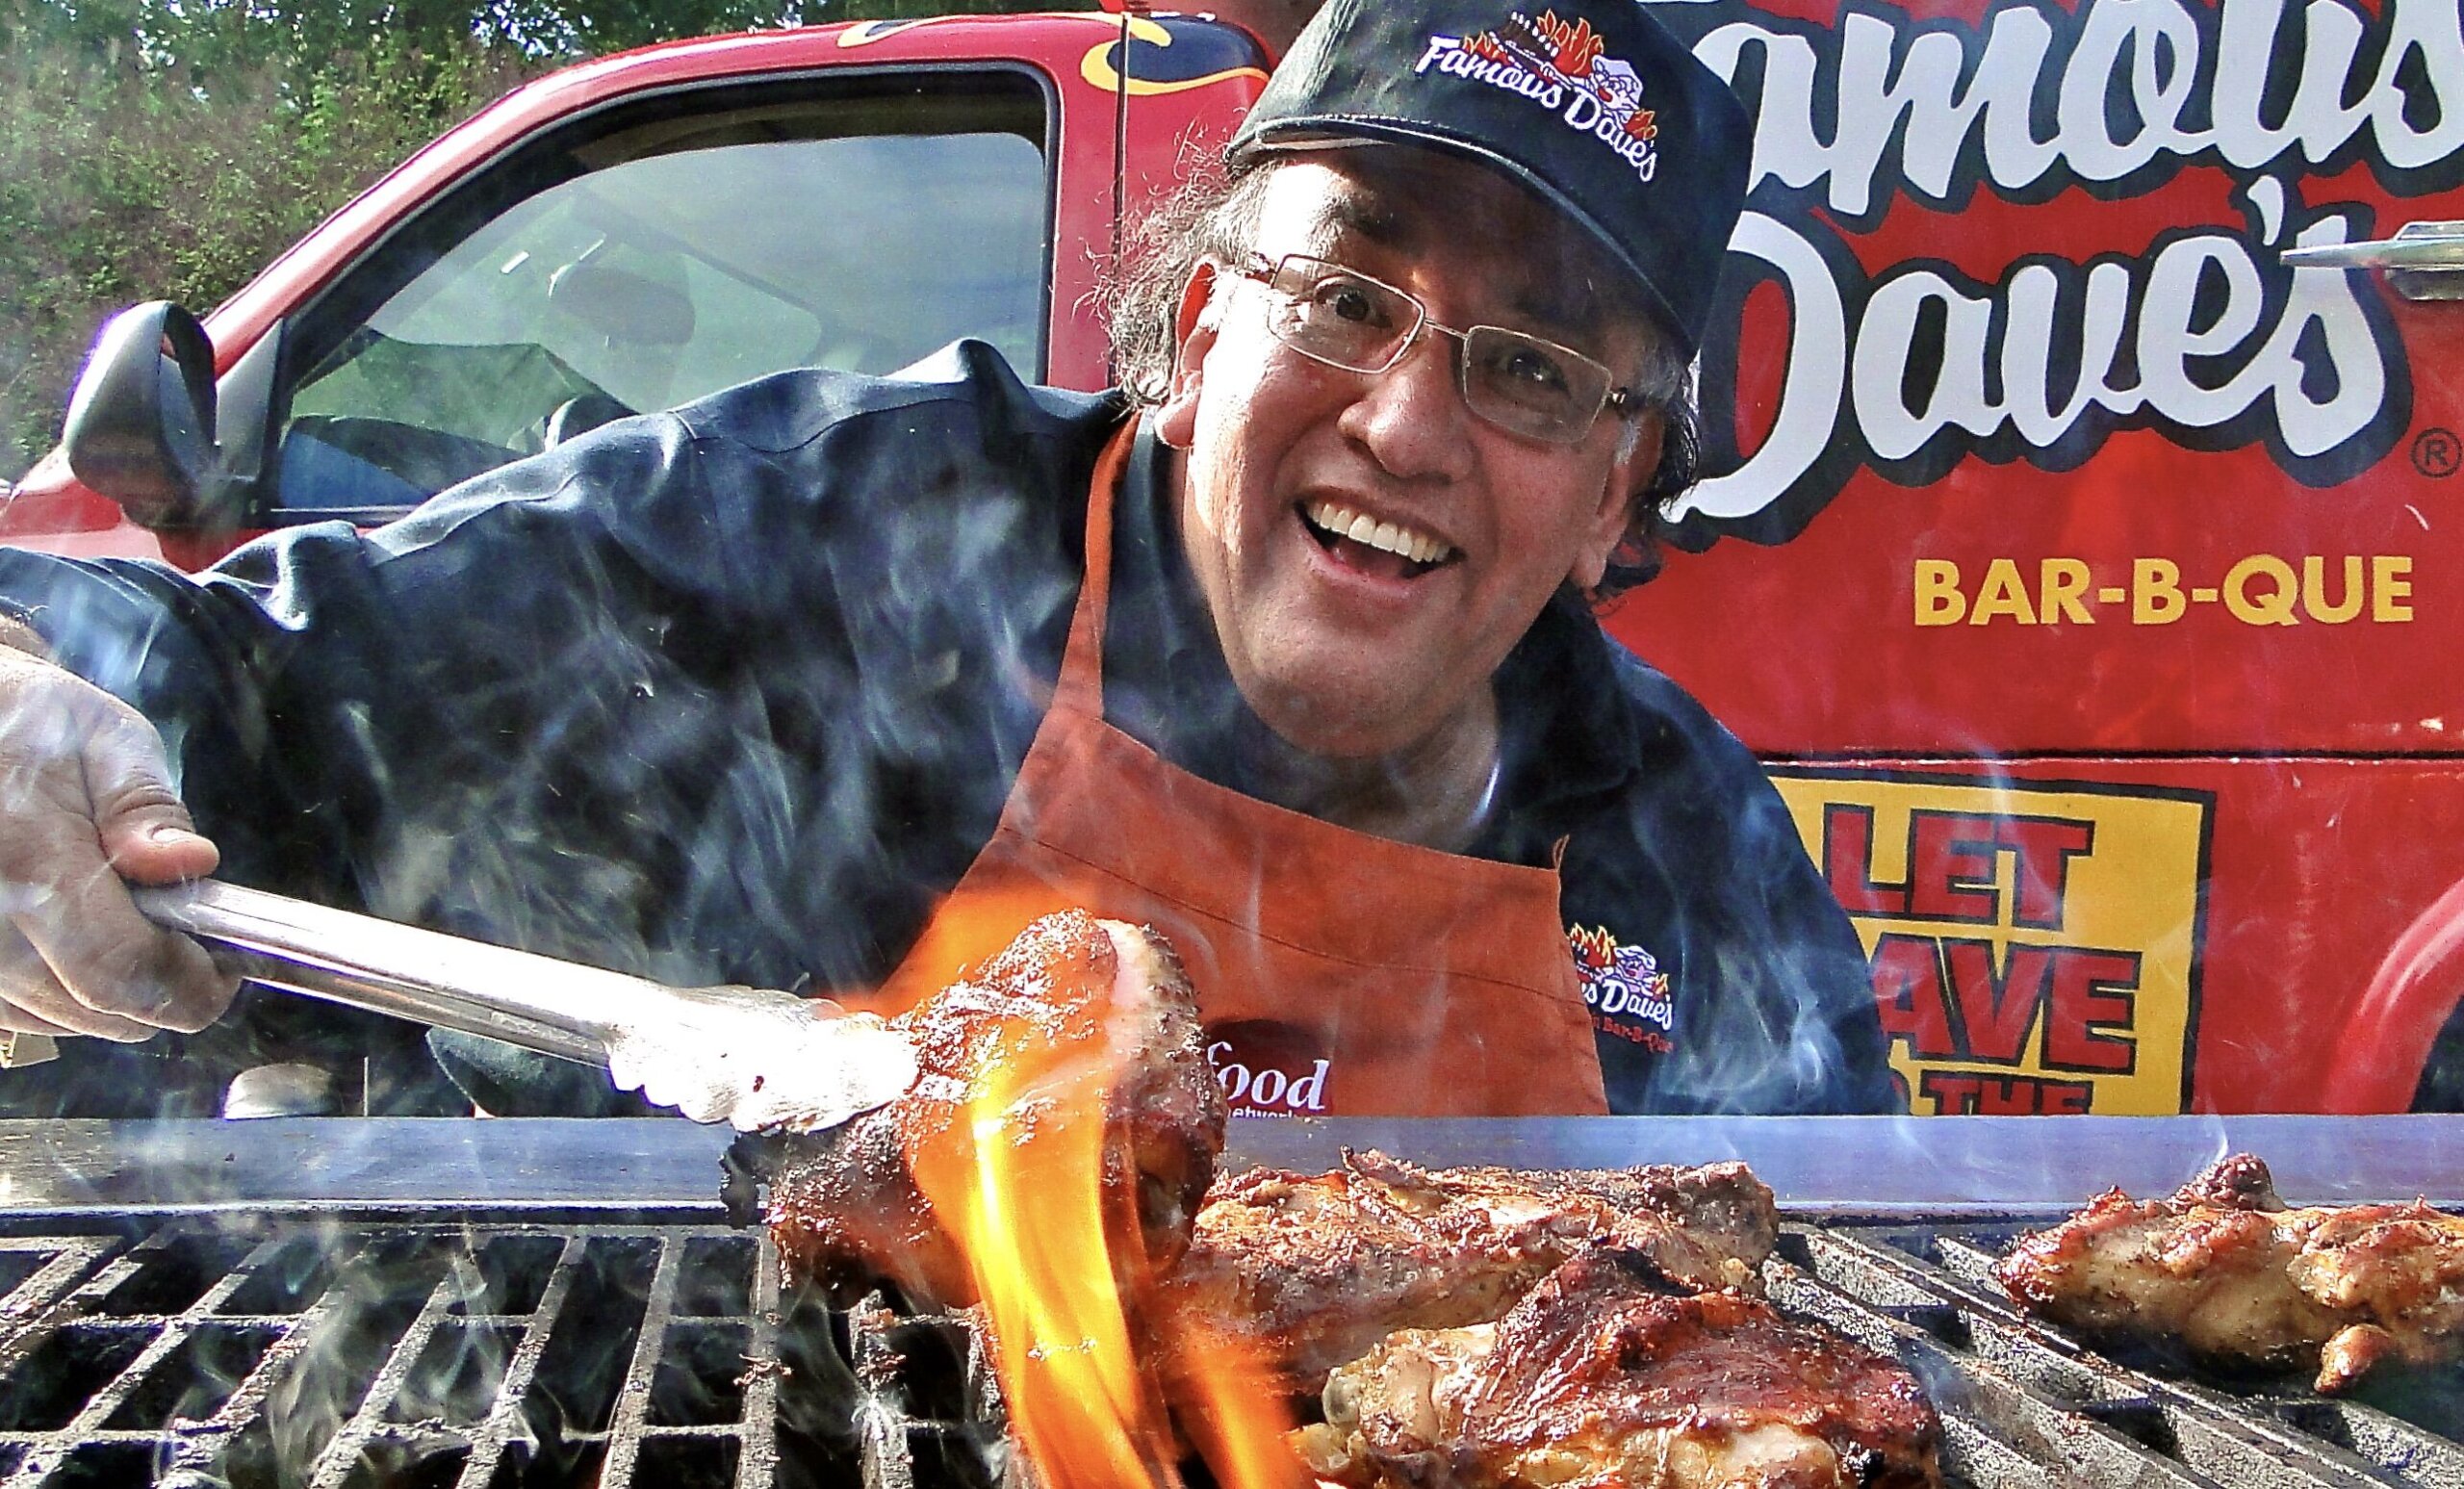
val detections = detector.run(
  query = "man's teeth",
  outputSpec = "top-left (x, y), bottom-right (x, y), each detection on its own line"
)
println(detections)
top-left (1303, 500), bottom-right (1454, 565)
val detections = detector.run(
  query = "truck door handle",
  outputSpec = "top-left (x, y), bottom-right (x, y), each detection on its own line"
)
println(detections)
top-left (2283, 220), bottom-right (2464, 301)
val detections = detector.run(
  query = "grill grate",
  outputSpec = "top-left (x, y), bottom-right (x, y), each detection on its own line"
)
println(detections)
top-left (1, 1212), bottom-right (2458, 1488)
top-left (1810, 1221), bottom-right (2464, 1489)
top-left (0, 1217), bottom-right (946, 1489)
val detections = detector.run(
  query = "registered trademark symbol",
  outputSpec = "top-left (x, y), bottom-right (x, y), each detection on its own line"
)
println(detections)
top-left (2414, 426), bottom-right (2462, 479)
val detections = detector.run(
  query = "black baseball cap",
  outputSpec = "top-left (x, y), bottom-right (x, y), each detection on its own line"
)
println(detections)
top-left (1229, 0), bottom-right (1750, 356)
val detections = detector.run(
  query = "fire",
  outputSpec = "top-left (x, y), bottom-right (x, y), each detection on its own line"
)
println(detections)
top-left (1531, 10), bottom-right (1604, 77)
top-left (906, 918), bottom-right (1304, 1489)
top-left (1167, 1325), bottom-right (1313, 1489)
top-left (1568, 923), bottom-right (1617, 973)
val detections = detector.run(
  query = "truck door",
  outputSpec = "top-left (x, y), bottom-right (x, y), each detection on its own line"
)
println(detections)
top-left (1626, 0), bottom-right (2464, 1113)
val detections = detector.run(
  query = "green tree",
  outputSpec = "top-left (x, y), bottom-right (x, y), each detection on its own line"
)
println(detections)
top-left (0, 0), bottom-right (1080, 479)
top-left (0, 0), bottom-right (1062, 71)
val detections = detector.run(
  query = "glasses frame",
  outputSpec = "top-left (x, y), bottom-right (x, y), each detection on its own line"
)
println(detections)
top-left (1226, 253), bottom-right (1646, 446)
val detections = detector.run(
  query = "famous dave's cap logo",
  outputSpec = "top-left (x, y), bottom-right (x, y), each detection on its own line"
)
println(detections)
top-left (1418, 12), bottom-right (1659, 183)
top-left (1569, 925), bottom-right (1675, 1050)
top-left (1231, 0), bottom-right (1747, 357)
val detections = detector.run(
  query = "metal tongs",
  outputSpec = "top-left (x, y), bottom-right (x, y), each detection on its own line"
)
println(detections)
top-left (135, 880), bottom-right (918, 1132)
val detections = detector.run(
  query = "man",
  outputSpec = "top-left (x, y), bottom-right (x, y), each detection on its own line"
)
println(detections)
top-left (0, 0), bottom-right (1895, 1117)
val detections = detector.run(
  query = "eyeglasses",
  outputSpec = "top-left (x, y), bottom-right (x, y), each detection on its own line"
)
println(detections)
top-left (1226, 254), bottom-right (1645, 446)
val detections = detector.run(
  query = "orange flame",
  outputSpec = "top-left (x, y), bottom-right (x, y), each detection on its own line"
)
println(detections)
top-left (907, 916), bottom-right (1303, 1489)
top-left (1167, 1324), bottom-right (1311, 1489)
top-left (1532, 11), bottom-right (1604, 77)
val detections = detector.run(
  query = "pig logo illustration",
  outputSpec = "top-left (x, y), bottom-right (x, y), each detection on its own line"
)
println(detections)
top-left (1583, 58), bottom-right (1656, 141)
top-left (1568, 925), bottom-right (1676, 1035)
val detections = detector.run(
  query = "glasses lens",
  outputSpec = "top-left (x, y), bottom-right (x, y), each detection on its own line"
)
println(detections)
top-left (1461, 327), bottom-right (1609, 443)
top-left (1267, 259), bottom-right (1417, 372)
top-left (1253, 256), bottom-right (1621, 444)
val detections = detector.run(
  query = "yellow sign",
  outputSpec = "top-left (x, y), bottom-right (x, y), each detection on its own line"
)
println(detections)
top-left (1768, 771), bottom-right (2209, 1115)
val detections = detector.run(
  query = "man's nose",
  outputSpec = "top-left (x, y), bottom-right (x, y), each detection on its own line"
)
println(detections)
top-left (1335, 329), bottom-right (1477, 482)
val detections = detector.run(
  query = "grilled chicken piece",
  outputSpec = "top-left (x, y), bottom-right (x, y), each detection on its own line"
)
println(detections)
top-left (747, 911), bottom-right (1226, 1309)
top-left (1997, 1153), bottom-right (2464, 1392)
top-left (1163, 1150), bottom-right (1778, 1394)
top-left (1298, 1248), bottom-right (1943, 1489)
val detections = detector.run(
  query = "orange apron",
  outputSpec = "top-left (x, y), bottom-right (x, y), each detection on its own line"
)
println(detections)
top-left (865, 424), bottom-right (1608, 1117)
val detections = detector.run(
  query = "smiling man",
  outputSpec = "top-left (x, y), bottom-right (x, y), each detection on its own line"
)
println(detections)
top-left (1157, 152), bottom-right (1671, 842)
top-left (0, 0), bottom-right (1893, 1117)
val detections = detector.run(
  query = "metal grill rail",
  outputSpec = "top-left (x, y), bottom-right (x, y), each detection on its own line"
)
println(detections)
top-left (1, 1213), bottom-right (2459, 1488)
top-left (0, 1219), bottom-right (845, 1489)
top-left (1777, 1222), bottom-right (2464, 1489)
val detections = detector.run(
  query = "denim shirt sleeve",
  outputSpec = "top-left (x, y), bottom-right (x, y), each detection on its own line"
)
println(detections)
top-left (0, 346), bottom-right (1107, 999)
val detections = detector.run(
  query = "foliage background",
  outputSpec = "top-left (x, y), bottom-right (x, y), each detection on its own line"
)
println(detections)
top-left (0, 0), bottom-right (1076, 481)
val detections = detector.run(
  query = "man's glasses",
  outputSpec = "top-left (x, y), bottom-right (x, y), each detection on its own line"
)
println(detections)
top-left (1227, 254), bottom-right (1645, 446)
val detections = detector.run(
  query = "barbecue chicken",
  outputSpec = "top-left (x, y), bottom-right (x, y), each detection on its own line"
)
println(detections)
top-left (750, 911), bottom-right (1226, 1308)
top-left (1297, 1246), bottom-right (1944, 1489)
top-left (1164, 1149), bottom-right (1779, 1394)
top-left (1997, 1153), bottom-right (2464, 1392)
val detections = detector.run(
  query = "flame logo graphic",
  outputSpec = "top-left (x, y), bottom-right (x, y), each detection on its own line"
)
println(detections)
top-left (1530, 11), bottom-right (1604, 79)
top-left (1568, 924), bottom-right (1618, 972)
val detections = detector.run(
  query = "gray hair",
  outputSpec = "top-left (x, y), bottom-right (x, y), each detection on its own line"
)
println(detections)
top-left (1099, 155), bottom-right (1705, 598)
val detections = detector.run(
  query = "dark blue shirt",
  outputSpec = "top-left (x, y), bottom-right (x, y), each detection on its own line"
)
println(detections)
top-left (0, 344), bottom-right (1893, 1116)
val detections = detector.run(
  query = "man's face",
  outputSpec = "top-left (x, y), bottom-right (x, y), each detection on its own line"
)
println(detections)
top-left (1158, 149), bottom-right (1663, 760)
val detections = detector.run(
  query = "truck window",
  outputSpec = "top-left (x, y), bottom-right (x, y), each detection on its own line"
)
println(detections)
top-left (270, 74), bottom-right (1052, 520)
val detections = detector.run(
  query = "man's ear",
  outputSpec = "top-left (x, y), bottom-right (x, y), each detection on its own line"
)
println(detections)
top-left (1572, 412), bottom-right (1663, 591)
top-left (1157, 261), bottom-right (1222, 450)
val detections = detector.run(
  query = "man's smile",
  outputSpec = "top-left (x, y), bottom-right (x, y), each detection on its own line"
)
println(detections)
top-left (1297, 497), bottom-right (1459, 582)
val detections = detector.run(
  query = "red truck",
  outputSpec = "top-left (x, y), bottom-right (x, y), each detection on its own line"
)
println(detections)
top-left (13, 0), bottom-right (2464, 1115)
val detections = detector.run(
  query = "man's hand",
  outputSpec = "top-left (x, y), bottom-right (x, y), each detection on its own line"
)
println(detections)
top-left (0, 647), bottom-right (238, 1040)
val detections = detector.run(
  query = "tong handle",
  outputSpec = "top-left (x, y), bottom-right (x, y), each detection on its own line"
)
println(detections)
top-left (133, 880), bottom-right (652, 1066)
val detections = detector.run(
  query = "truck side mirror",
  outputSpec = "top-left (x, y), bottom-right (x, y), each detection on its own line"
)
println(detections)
top-left (61, 301), bottom-right (228, 529)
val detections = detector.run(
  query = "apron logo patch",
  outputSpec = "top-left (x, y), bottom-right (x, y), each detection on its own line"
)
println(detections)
top-left (1416, 12), bottom-right (1660, 183)
top-left (1570, 925), bottom-right (1675, 1051)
